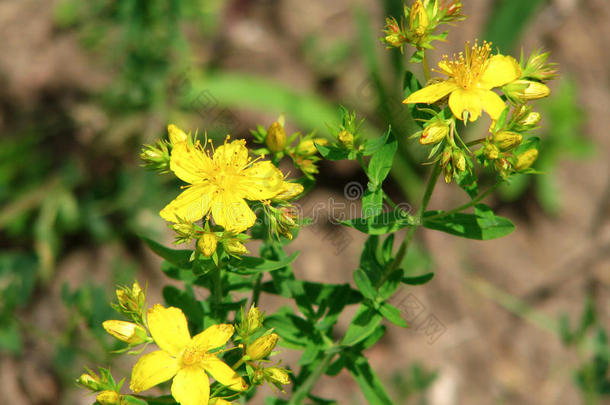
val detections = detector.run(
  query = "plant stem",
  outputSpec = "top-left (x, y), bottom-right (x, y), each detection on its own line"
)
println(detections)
top-left (422, 50), bottom-right (431, 82)
top-left (423, 184), bottom-right (499, 221)
top-left (251, 273), bottom-right (263, 307)
top-left (288, 348), bottom-right (337, 405)
top-left (212, 266), bottom-right (222, 319)
top-left (376, 162), bottom-right (441, 288)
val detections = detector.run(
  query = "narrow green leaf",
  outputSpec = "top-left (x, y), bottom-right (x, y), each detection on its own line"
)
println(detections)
top-left (422, 205), bottom-right (515, 240)
top-left (362, 188), bottom-right (383, 218)
top-left (366, 130), bottom-right (397, 188)
top-left (342, 209), bottom-right (416, 235)
top-left (141, 237), bottom-right (192, 269)
top-left (345, 353), bottom-right (394, 405)
top-left (402, 272), bottom-right (434, 285)
top-left (315, 143), bottom-right (351, 161)
top-left (379, 302), bottom-right (407, 327)
top-left (342, 305), bottom-right (383, 346)
top-left (229, 251), bottom-right (299, 274)
top-left (353, 269), bottom-right (377, 301)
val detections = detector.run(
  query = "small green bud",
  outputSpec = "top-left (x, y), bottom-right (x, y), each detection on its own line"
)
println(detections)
top-left (515, 149), bottom-right (539, 171)
top-left (266, 122), bottom-right (287, 153)
top-left (493, 131), bottom-right (522, 150)
top-left (197, 233), bottom-right (217, 257)
top-left (247, 333), bottom-right (279, 360)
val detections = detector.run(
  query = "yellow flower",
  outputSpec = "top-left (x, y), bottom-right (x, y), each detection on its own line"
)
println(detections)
top-left (160, 136), bottom-right (290, 232)
top-left (130, 305), bottom-right (247, 405)
top-left (403, 41), bottom-right (521, 122)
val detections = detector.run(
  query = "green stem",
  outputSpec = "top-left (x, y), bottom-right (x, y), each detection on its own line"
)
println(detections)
top-left (376, 163), bottom-right (441, 288)
top-left (288, 348), bottom-right (338, 405)
top-left (212, 266), bottom-right (222, 319)
top-left (250, 273), bottom-right (263, 307)
top-left (422, 50), bottom-right (431, 82)
top-left (424, 184), bottom-right (499, 221)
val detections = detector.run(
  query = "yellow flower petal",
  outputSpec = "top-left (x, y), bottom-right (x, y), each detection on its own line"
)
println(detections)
top-left (479, 55), bottom-right (521, 90)
top-left (130, 350), bottom-right (179, 393)
top-left (403, 80), bottom-right (459, 104)
top-left (201, 356), bottom-right (248, 391)
top-left (147, 305), bottom-right (191, 356)
top-left (240, 161), bottom-right (284, 200)
top-left (211, 192), bottom-right (256, 232)
top-left (168, 124), bottom-right (188, 145)
top-left (274, 181), bottom-right (304, 200)
top-left (170, 142), bottom-right (214, 184)
top-left (171, 366), bottom-right (210, 405)
top-left (160, 183), bottom-right (215, 223)
top-left (448, 88), bottom-right (482, 122)
top-left (213, 140), bottom-right (249, 170)
top-left (190, 324), bottom-right (234, 352)
top-left (479, 90), bottom-right (507, 121)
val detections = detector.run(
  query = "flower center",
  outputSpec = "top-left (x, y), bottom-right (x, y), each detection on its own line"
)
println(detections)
top-left (442, 41), bottom-right (492, 89)
top-left (210, 166), bottom-right (240, 192)
top-left (181, 348), bottom-right (202, 367)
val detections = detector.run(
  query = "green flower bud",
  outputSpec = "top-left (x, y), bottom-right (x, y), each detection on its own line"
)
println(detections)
top-left (493, 131), bottom-right (522, 150)
top-left (266, 122), bottom-right (287, 153)
top-left (247, 333), bottom-right (279, 360)
top-left (515, 149), bottom-right (539, 171)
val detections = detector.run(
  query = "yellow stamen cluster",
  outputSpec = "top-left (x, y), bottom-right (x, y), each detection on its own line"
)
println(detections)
top-left (439, 41), bottom-right (492, 89)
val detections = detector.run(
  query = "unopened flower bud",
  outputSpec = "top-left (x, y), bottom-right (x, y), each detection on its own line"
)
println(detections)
top-left (77, 373), bottom-right (101, 391)
top-left (503, 80), bottom-right (550, 103)
top-left (409, 0), bottom-right (429, 36)
top-left (420, 122), bottom-right (448, 145)
top-left (483, 143), bottom-right (500, 160)
top-left (247, 333), bottom-right (279, 360)
top-left (224, 238), bottom-right (248, 256)
top-left (453, 150), bottom-right (466, 172)
top-left (297, 138), bottom-right (327, 155)
top-left (245, 307), bottom-right (263, 334)
top-left (96, 391), bottom-right (121, 405)
top-left (168, 124), bottom-right (188, 145)
top-left (102, 320), bottom-right (148, 345)
top-left (115, 281), bottom-right (146, 317)
top-left (140, 140), bottom-right (170, 173)
top-left (197, 233), bottom-right (217, 257)
top-left (515, 149), bottom-right (539, 171)
top-left (384, 33), bottom-right (403, 48)
top-left (440, 147), bottom-right (452, 166)
top-left (266, 122), bottom-right (287, 153)
top-left (264, 367), bottom-right (291, 388)
top-left (338, 130), bottom-right (354, 148)
top-left (493, 131), bottom-right (522, 150)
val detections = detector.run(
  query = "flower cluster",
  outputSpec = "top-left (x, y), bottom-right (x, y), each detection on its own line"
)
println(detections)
top-left (382, 0), bottom-right (465, 60)
top-left (401, 38), bottom-right (556, 182)
top-left (80, 282), bottom-right (290, 405)
top-left (142, 124), bottom-right (305, 257)
top-left (250, 115), bottom-right (328, 179)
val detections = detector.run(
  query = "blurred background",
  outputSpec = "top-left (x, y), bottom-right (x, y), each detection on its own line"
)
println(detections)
top-left (1, 0), bottom-right (609, 404)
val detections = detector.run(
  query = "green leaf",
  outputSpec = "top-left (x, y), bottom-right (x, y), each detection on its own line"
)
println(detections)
top-left (315, 143), bottom-right (351, 161)
top-left (342, 305), bottom-right (383, 346)
top-left (141, 237), bottom-right (192, 269)
top-left (379, 302), bottom-right (407, 327)
top-left (402, 272), bottom-right (434, 285)
top-left (345, 353), bottom-right (394, 405)
top-left (265, 307), bottom-right (315, 348)
top-left (362, 188), bottom-right (383, 218)
top-left (422, 204), bottom-right (515, 240)
top-left (353, 269), bottom-right (377, 301)
top-left (366, 130), bottom-right (397, 188)
top-left (229, 252), bottom-right (299, 274)
top-left (342, 209), bottom-right (416, 235)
